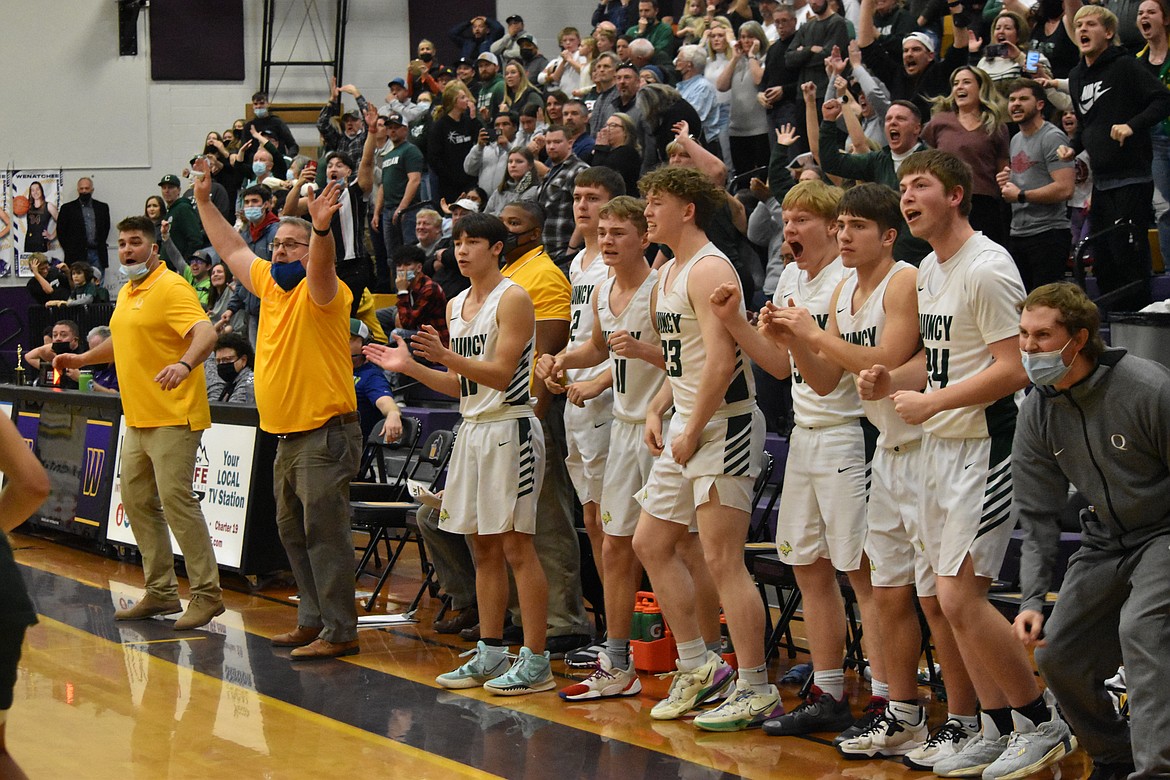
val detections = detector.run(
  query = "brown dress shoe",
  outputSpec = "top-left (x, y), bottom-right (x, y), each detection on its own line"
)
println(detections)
top-left (271, 625), bottom-right (323, 647)
top-left (289, 638), bottom-right (360, 660)
top-left (114, 594), bottom-right (182, 621)
top-left (434, 606), bottom-right (479, 634)
top-left (173, 595), bottom-right (225, 630)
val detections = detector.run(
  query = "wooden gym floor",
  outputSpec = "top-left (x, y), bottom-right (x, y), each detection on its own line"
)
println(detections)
top-left (6, 531), bottom-right (1092, 779)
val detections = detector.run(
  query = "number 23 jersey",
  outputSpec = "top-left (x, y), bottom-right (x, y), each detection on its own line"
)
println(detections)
top-left (916, 233), bottom-right (1025, 439)
top-left (656, 242), bottom-right (755, 420)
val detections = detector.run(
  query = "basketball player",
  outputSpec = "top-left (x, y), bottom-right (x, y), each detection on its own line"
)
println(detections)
top-left (557, 168), bottom-right (623, 668)
top-left (709, 180), bottom-right (885, 738)
top-left (859, 150), bottom-right (1075, 778)
top-left (767, 183), bottom-right (979, 764)
top-left (631, 167), bottom-right (779, 732)
top-left (539, 196), bottom-right (722, 700)
top-left (365, 212), bottom-right (553, 696)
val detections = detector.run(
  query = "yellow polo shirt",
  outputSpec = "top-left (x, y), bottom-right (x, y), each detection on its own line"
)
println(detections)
top-left (249, 258), bottom-right (357, 434)
top-left (501, 246), bottom-right (570, 322)
top-left (109, 263), bottom-right (211, 430)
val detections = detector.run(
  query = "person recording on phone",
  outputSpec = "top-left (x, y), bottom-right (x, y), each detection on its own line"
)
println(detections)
top-left (464, 112), bottom-right (518, 194)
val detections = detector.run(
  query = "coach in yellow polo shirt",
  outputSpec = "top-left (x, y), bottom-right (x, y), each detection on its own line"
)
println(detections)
top-left (193, 159), bottom-right (362, 661)
top-left (56, 215), bottom-right (222, 631)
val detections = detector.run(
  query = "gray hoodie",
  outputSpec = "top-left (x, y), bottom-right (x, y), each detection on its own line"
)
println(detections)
top-left (1013, 348), bottom-right (1170, 614)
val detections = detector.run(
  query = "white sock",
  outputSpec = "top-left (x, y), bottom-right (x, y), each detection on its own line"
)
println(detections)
top-left (953, 713), bottom-right (980, 732)
top-left (871, 678), bottom-right (890, 700)
top-left (814, 668), bottom-right (845, 701)
top-left (889, 699), bottom-right (924, 725)
top-left (676, 637), bottom-right (707, 672)
top-left (740, 663), bottom-right (771, 693)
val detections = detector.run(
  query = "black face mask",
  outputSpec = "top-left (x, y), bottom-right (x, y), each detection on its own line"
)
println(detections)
top-left (419, 52), bottom-right (434, 63)
top-left (79, 194), bottom-right (93, 205)
top-left (51, 341), bottom-right (74, 355)
top-left (217, 362), bottom-right (240, 384)
top-left (520, 49), bottom-right (535, 62)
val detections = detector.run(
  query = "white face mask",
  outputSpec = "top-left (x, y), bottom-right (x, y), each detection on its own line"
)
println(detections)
top-left (120, 261), bottom-right (150, 281)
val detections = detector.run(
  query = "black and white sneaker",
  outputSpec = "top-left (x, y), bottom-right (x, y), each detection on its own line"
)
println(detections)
top-left (838, 708), bottom-right (928, 759)
top-left (564, 642), bottom-right (605, 669)
top-left (903, 717), bottom-right (978, 771)
top-left (834, 695), bottom-right (888, 745)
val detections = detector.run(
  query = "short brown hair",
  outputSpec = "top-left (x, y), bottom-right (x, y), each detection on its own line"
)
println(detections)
top-left (837, 183), bottom-right (903, 234)
top-left (598, 195), bottom-right (648, 234)
top-left (638, 166), bottom-right (724, 230)
top-left (898, 149), bottom-right (974, 217)
top-left (117, 215), bottom-right (157, 238)
top-left (1019, 282), bottom-right (1105, 362)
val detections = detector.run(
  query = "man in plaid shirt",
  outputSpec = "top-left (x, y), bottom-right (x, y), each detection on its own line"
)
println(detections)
top-left (388, 245), bottom-right (448, 346)
top-left (316, 79), bottom-right (370, 161)
top-left (536, 125), bottom-right (590, 273)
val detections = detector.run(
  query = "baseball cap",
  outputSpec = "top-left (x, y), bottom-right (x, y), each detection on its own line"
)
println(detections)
top-left (349, 318), bottom-right (371, 341)
top-left (382, 112), bottom-right (405, 126)
top-left (903, 31), bottom-right (936, 54)
top-left (517, 32), bottom-right (536, 44)
top-left (451, 197), bottom-right (481, 213)
top-left (455, 57), bottom-right (475, 70)
top-left (477, 52), bottom-right (499, 67)
top-left (506, 14), bottom-right (524, 24)
top-left (158, 174), bottom-right (181, 187)
top-left (189, 250), bottom-right (212, 266)
top-left (388, 77), bottom-right (406, 89)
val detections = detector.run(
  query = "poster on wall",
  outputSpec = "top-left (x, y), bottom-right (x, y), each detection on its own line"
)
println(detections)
top-left (0, 171), bottom-right (10, 277)
top-left (7, 169), bottom-right (64, 277)
top-left (105, 418), bottom-right (258, 570)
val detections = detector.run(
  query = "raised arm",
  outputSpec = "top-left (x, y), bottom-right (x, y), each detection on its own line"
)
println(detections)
top-left (356, 106), bottom-right (378, 195)
top-left (192, 157), bottom-right (261, 294)
top-left (303, 180), bottom-right (344, 305)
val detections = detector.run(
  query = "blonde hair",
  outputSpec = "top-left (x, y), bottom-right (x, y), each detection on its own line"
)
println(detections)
top-left (931, 66), bottom-right (1006, 135)
top-left (434, 81), bottom-right (473, 121)
top-left (1073, 3), bottom-right (1118, 35)
top-left (781, 180), bottom-right (845, 220)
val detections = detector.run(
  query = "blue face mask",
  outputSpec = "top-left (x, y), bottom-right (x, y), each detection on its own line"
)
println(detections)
top-left (1020, 339), bottom-right (1074, 387)
top-left (252, 161), bottom-right (268, 176)
top-left (120, 262), bottom-right (151, 281)
top-left (244, 206), bottom-right (264, 223)
top-left (254, 107), bottom-right (269, 119)
top-left (270, 260), bottom-right (306, 291)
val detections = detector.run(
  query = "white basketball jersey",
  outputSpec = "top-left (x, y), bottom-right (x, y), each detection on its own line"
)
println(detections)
top-left (597, 270), bottom-right (663, 422)
top-left (657, 242), bottom-right (756, 419)
top-left (916, 233), bottom-right (1025, 439)
top-left (774, 258), bottom-right (863, 428)
top-left (448, 278), bottom-right (535, 421)
top-left (566, 249), bottom-right (611, 384)
top-left (836, 262), bottom-right (921, 448)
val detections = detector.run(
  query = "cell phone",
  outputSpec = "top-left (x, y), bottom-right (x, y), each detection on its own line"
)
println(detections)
top-left (983, 44), bottom-right (1005, 59)
top-left (1025, 51), bottom-right (1041, 73)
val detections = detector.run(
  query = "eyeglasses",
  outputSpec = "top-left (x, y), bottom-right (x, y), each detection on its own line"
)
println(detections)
top-left (215, 356), bottom-right (241, 365)
top-left (271, 239), bottom-right (310, 251)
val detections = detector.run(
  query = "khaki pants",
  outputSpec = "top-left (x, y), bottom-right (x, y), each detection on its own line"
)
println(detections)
top-left (273, 420), bottom-right (361, 643)
top-left (121, 425), bottom-right (221, 601)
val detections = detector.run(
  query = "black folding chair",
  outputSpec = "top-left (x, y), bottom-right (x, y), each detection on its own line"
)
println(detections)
top-left (352, 416), bottom-right (421, 572)
top-left (351, 427), bottom-right (456, 611)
